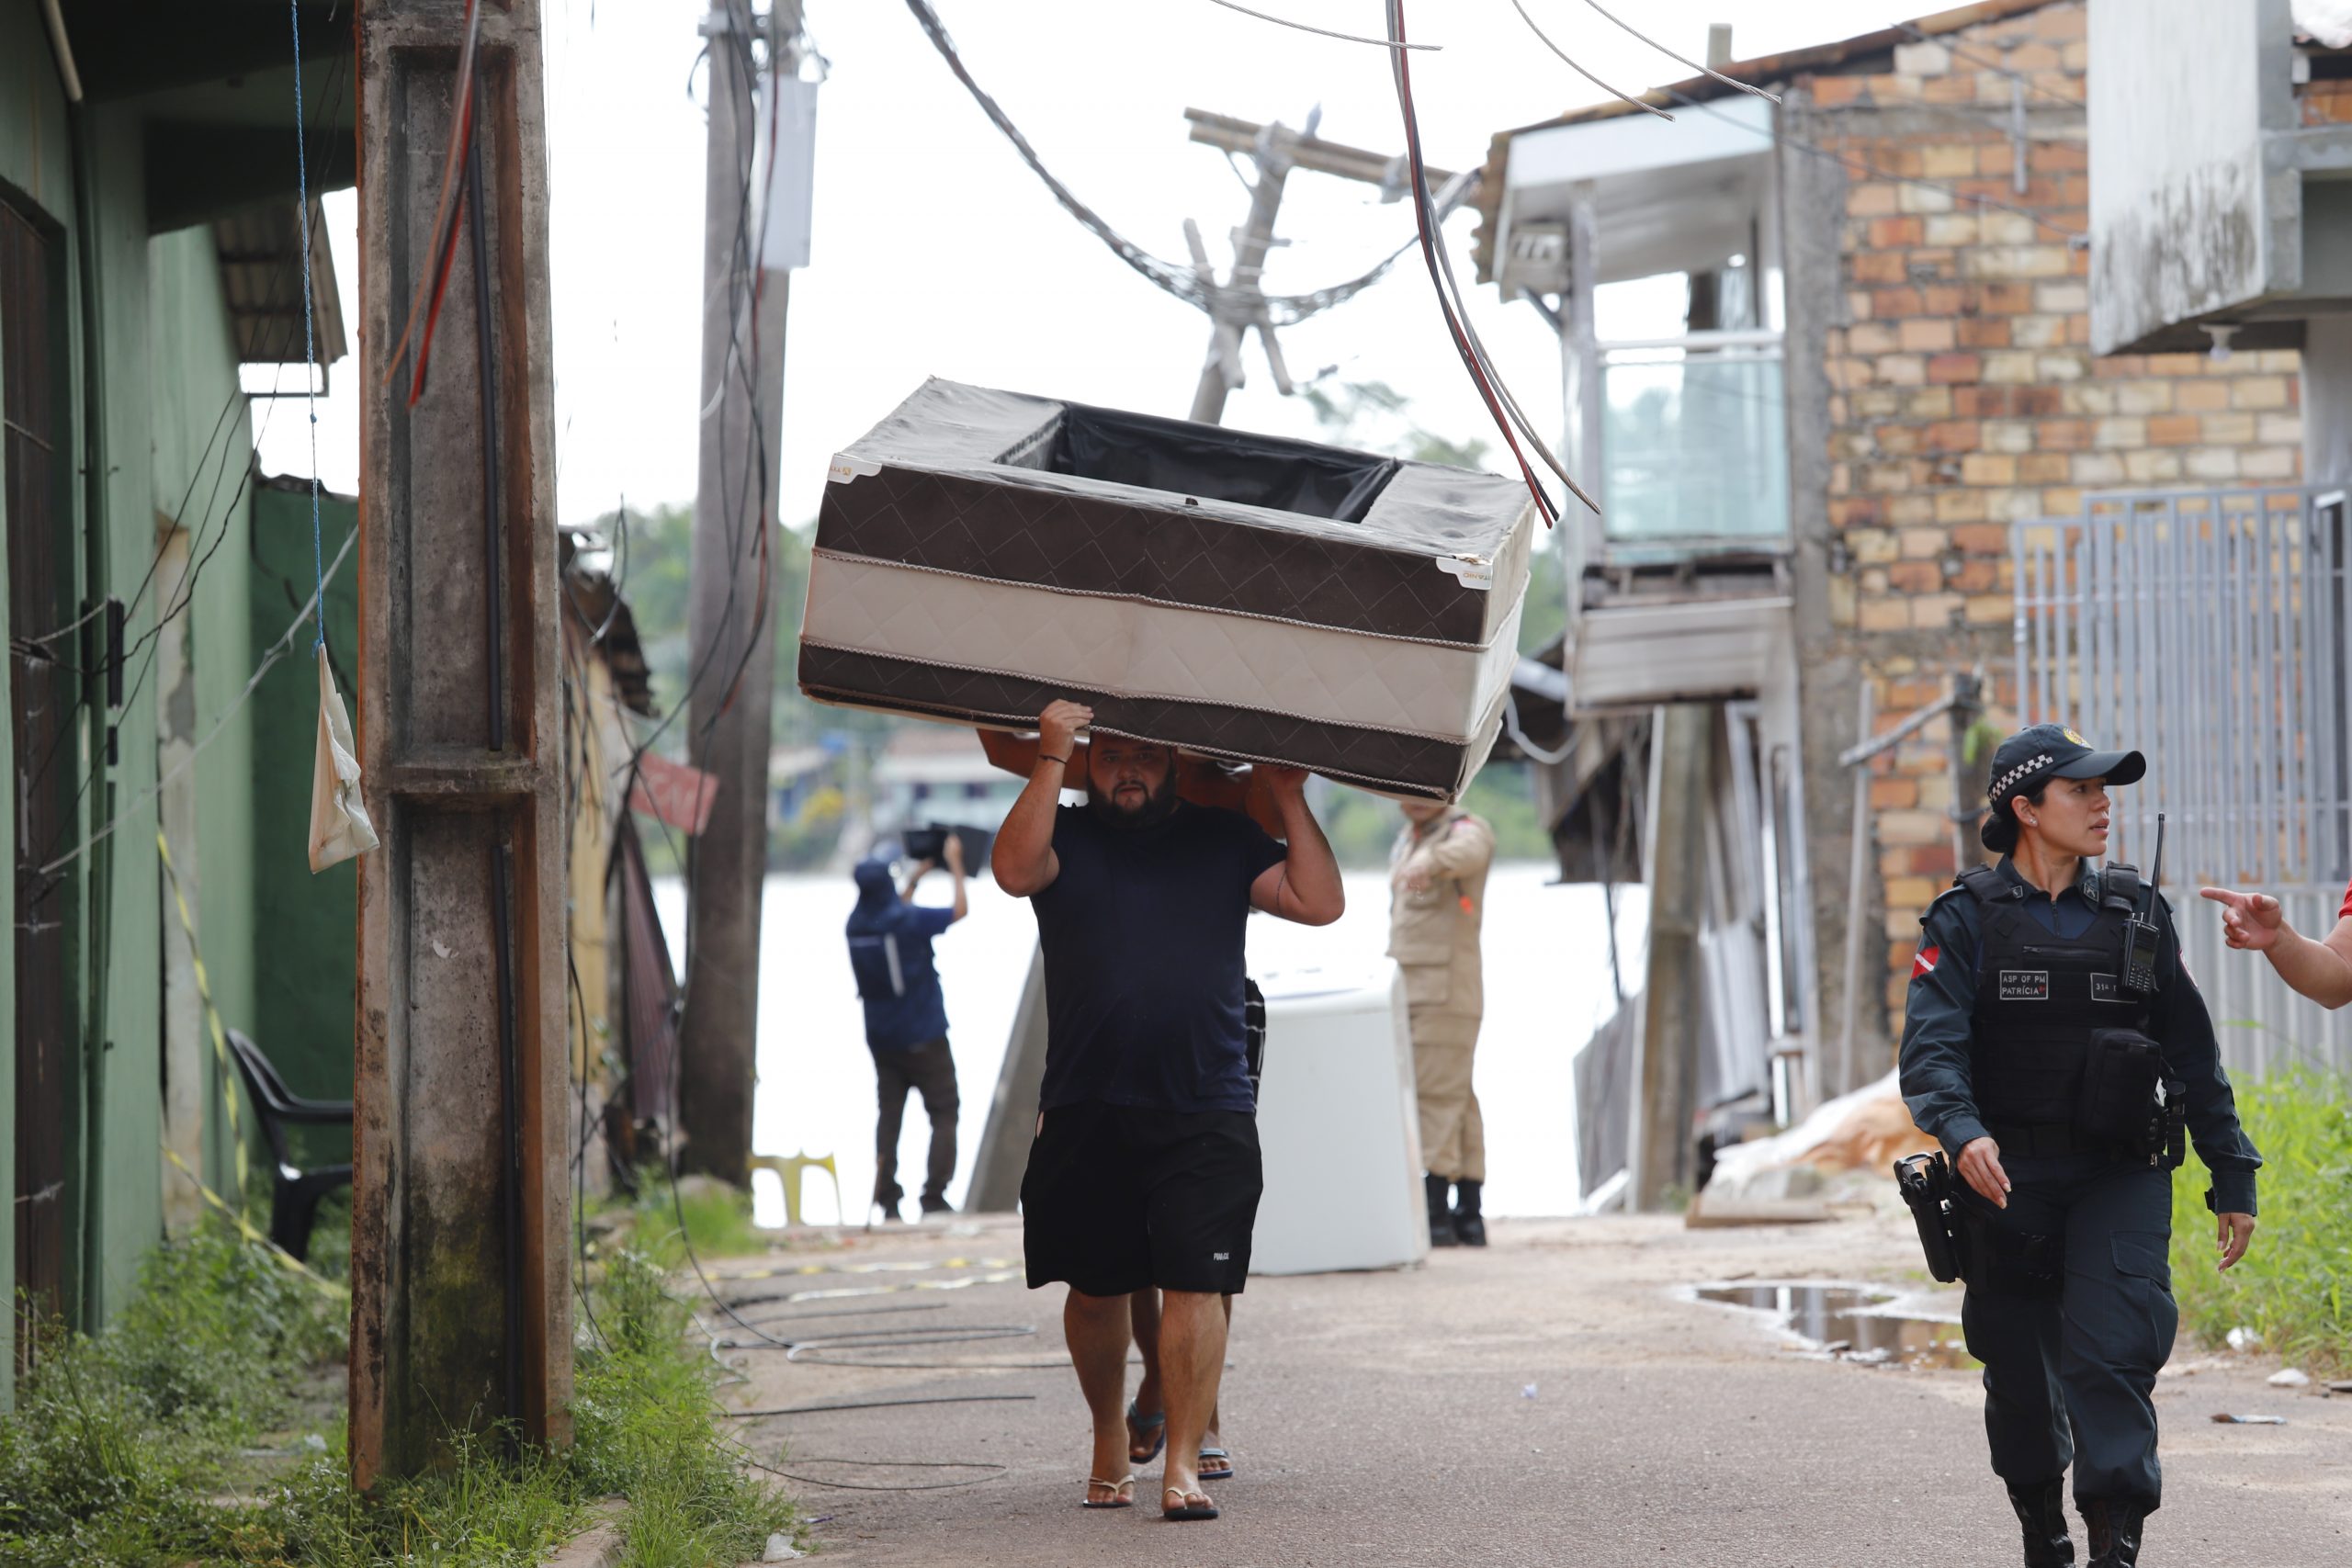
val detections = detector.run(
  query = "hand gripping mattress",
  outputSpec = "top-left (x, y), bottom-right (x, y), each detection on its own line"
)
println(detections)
top-left (797, 378), bottom-right (1538, 800)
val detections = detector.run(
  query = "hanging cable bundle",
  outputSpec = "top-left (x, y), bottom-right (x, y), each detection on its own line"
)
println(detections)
top-left (380, 0), bottom-right (486, 404)
top-left (1385, 0), bottom-right (1591, 523)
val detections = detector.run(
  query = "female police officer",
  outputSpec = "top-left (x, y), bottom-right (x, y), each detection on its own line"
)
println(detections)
top-left (1898, 724), bottom-right (2262, 1568)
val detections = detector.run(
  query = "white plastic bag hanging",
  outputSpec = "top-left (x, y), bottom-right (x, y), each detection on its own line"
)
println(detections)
top-left (309, 644), bottom-right (379, 872)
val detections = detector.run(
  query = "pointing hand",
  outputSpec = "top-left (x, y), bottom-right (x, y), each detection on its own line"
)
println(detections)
top-left (2199, 886), bottom-right (2284, 953)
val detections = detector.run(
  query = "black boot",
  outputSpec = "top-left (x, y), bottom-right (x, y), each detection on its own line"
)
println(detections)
top-left (1452, 1179), bottom-right (1487, 1247)
top-left (2082, 1499), bottom-right (2147, 1567)
top-left (1425, 1174), bottom-right (1459, 1247)
top-left (2005, 1478), bottom-right (2075, 1567)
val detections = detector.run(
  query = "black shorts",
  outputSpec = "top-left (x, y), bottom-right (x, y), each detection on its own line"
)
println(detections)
top-left (1021, 1101), bottom-right (1262, 1297)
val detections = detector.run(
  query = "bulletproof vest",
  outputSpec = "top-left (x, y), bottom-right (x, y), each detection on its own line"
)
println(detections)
top-left (1957, 863), bottom-right (2153, 1125)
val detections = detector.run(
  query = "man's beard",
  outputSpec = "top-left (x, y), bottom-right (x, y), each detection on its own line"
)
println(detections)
top-left (1088, 770), bottom-right (1179, 829)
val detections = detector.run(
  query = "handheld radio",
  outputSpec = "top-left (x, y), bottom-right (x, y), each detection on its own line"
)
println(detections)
top-left (2121, 812), bottom-right (2165, 995)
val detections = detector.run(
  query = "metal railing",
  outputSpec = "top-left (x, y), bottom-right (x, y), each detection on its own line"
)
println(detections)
top-left (2013, 487), bottom-right (2351, 1077)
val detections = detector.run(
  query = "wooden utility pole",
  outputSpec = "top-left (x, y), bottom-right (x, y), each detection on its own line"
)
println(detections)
top-left (676, 0), bottom-right (795, 1184)
top-left (1633, 703), bottom-right (1711, 1210)
top-left (352, 0), bottom-right (571, 1480)
top-left (1179, 108), bottom-right (1453, 423)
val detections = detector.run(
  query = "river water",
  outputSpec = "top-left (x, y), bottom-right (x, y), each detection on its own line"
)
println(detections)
top-left (656, 865), bottom-right (1646, 1224)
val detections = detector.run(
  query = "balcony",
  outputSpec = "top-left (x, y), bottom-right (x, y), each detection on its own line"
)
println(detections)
top-left (1599, 333), bottom-right (1789, 552)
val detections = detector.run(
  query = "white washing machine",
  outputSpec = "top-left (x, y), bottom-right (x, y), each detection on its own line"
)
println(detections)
top-left (1250, 958), bottom-right (1430, 1275)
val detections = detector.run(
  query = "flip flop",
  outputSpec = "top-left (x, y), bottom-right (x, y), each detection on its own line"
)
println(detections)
top-left (1125, 1401), bottom-right (1167, 1464)
top-left (1198, 1446), bottom-right (1235, 1482)
top-left (1082, 1474), bottom-right (1135, 1510)
top-left (1163, 1485), bottom-right (1219, 1522)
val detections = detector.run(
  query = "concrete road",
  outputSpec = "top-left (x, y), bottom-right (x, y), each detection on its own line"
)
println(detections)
top-left (707, 1210), bottom-right (2350, 1566)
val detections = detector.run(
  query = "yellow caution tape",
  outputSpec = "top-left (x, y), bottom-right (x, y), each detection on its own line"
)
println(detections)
top-left (157, 829), bottom-right (249, 1216)
top-left (162, 1144), bottom-right (348, 1300)
top-left (156, 829), bottom-right (346, 1302)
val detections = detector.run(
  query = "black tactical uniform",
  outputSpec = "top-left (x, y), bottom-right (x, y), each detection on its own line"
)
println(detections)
top-left (1899, 727), bottom-right (2260, 1568)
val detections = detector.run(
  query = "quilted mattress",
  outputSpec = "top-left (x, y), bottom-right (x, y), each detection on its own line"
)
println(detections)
top-left (798, 379), bottom-right (1538, 799)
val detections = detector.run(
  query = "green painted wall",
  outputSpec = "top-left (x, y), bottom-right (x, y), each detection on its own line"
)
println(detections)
top-left (2, 0), bottom-right (83, 1394)
top-left (153, 220), bottom-right (262, 1204)
top-left (249, 481), bottom-right (360, 1104)
top-left (1, 0), bottom-right (286, 1384)
top-left (85, 105), bottom-right (169, 1325)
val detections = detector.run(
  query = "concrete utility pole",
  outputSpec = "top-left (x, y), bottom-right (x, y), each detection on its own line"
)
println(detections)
top-left (1180, 108), bottom-right (1453, 423)
top-left (352, 0), bottom-right (571, 1480)
top-left (677, 0), bottom-right (795, 1184)
top-left (1633, 703), bottom-right (1712, 1210)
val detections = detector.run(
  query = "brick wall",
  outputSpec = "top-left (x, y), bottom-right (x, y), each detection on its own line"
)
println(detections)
top-left (1795, 0), bottom-right (2303, 1030)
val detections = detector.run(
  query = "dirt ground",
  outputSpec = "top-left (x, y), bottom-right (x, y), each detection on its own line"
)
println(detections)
top-left (703, 1206), bottom-right (2351, 1566)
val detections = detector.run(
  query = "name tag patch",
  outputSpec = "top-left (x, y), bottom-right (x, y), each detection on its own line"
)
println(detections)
top-left (1998, 970), bottom-right (2051, 1001)
top-left (2090, 972), bottom-right (2127, 1003)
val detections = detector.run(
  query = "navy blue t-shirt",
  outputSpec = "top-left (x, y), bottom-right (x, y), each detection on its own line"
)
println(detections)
top-left (1031, 802), bottom-right (1285, 1113)
top-left (846, 892), bottom-right (956, 1052)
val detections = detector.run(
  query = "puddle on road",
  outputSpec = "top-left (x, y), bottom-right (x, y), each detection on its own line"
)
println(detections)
top-left (1694, 1281), bottom-right (1973, 1371)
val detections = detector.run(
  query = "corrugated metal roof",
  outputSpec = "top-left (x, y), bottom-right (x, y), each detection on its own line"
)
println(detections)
top-left (212, 199), bottom-right (347, 366)
top-left (1471, 0), bottom-right (2063, 282)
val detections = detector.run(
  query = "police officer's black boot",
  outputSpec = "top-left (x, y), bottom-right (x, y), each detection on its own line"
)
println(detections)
top-left (2081, 1500), bottom-right (2146, 1568)
top-left (1452, 1179), bottom-right (1487, 1247)
top-left (1425, 1173), bottom-right (1459, 1247)
top-left (2005, 1478), bottom-right (2075, 1566)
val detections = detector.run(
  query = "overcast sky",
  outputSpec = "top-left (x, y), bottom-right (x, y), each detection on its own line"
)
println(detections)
top-left (262, 0), bottom-right (1905, 527)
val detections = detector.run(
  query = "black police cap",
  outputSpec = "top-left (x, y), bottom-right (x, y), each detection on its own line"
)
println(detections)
top-left (1986, 722), bottom-right (2145, 808)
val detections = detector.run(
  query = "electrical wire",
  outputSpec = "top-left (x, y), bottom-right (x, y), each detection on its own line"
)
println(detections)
top-left (40, 525), bottom-right (358, 875)
top-left (290, 0), bottom-right (326, 651)
top-left (380, 0), bottom-right (486, 402)
top-left (1505, 0), bottom-right (1670, 121)
top-left (8, 10), bottom-right (348, 658)
top-left (729, 1438), bottom-right (1005, 1493)
top-left (1577, 0), bottom-right (1780, 103)
top-left (1388, 0), bottom-right (1582, 522)
top-left (726, 1394), bottom-right (1035, 1418)
top-left (24, 35), bottom-right (356, 868)
top-left (1203, 0), bottom-right (1441, 51)
top-left (727, 1301), bottom-right (951, 1325)
top-left (17, 37), bottom-right (351, 855)
top-left (904, 0), bottom-right (1476, 331)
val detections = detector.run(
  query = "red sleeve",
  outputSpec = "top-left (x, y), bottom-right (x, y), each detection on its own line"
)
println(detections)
top-left (2340, 876), bottom-right (2351, 922)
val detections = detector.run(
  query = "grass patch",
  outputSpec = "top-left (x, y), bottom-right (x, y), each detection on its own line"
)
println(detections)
top-left (633, 1174), bottom-right (773, 1261)
top-left (0, 1220), bottom-right (346, 1565)
top-left (2170, 1067), bottom-right (2352, 1376)
top-left (0, 1220), bottom-right (794, 1565)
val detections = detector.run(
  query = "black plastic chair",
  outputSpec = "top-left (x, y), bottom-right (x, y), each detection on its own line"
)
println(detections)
top-left (225, 1030), bottom-right (354, 1261)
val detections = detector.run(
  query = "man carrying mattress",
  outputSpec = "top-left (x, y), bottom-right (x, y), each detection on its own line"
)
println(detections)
top-left (992, 700), bottom-right (1344, 1522)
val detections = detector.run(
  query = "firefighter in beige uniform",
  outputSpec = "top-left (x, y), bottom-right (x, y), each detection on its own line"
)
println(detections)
top-left (1387, 801), bottom-right (1496, 1247)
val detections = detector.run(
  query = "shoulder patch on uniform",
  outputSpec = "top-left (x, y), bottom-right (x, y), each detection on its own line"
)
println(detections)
top-left (1912, 944), bottom-right (1940, 979)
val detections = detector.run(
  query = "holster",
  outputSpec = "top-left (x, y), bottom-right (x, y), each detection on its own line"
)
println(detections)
top-left (1894, 1152), bottom-right (1969, 1284)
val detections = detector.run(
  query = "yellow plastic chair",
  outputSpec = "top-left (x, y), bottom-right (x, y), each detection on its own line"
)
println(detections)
top-left (748, 1151), bottom-right (842, 1228)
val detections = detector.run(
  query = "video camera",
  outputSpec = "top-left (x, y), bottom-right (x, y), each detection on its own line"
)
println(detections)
top-left (900, 822), bottom-right (992, 870)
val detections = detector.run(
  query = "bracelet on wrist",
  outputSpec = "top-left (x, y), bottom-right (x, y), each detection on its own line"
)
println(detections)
top-left (1039, 752), bottom-right (1069, 766)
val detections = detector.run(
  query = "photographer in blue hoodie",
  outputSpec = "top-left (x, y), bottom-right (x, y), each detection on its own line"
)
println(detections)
top-left (846, 833), bottom-right (968, 1221)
